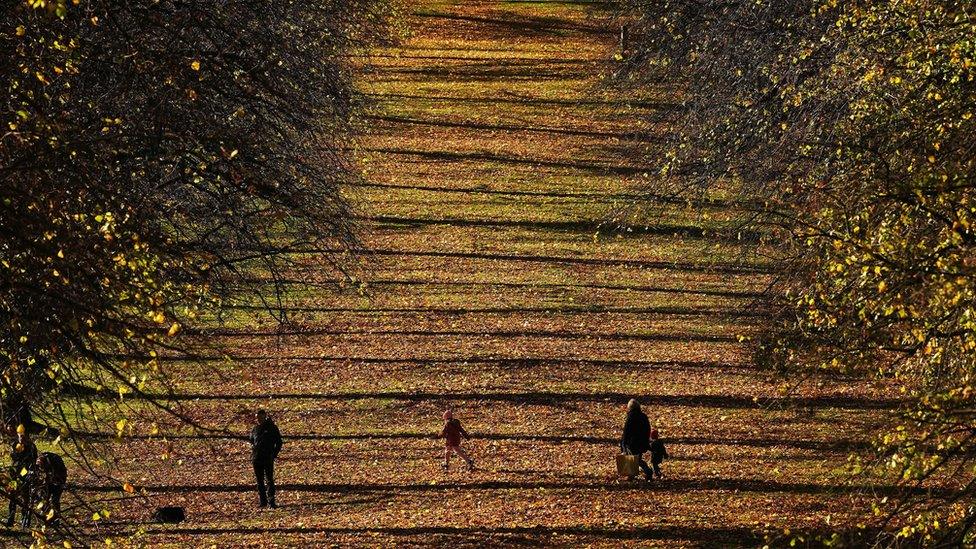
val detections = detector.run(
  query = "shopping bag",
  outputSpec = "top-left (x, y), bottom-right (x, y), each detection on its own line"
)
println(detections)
top-left (616, 453), bottom-right (639, 477)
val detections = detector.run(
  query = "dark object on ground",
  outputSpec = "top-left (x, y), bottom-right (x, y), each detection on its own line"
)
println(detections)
top-left (153, 506), bottom-right (185, 523)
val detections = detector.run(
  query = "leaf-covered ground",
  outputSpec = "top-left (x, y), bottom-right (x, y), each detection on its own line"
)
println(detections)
top-left (71, 1), bottom-right (895, 546)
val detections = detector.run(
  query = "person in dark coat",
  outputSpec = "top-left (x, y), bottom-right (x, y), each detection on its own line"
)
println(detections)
top-left (649, 429), bottom-right (668, 478)
top-left (5, 428), bottom-right (37, 528)
top-left (34, 452), bottom-right (67, 524)
top-left (249, 409), bottom-right (283, 508)
top-left (620, 399), bottom-right (654, 481)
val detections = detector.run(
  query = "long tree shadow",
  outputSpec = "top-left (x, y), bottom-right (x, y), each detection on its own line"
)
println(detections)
top-left (84, 478), bottom-right (936, 498)
top-left (223, 304), bottom-right (764, 318)
top-left (344, 247), bottom-right (774, 274)
top-left (192, 328), bottom-right (741, 344)
top-left (345, 181), bottom-right (747, 211)
top-left (154, 357), bottom-right (745, 370)
top-left (367, 53), bottom-right (600, 64)
top-left (411, 11), bottom-right (614, 37)
top-left (292, 247), bottom-right (772, 275)
top-left (238, 277), bottom-right (767, 300)
top-left (362, 91), bottom-right (678, 110)
top-left (137, 524), bottom-right (765, 546)
top-left (86, 431), bottom-right (874, 452)
top-left (138, 390), bottom-right (900, 410)
top-left (368, 65), bottom-right (594, 81)
top-left (361, 147), bottom-right (652, 176)
top-left (361, 215), bottom-right (761, 243)
top-left (77, 431), bottom-right (874, 453)
top-left (366, 114), bottom-right (647, 139)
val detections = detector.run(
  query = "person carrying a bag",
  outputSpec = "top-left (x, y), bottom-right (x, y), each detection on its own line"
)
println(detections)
top-left (620, 399), bottom-right (654, 482)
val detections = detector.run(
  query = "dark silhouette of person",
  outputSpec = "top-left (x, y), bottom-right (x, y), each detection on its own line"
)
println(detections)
top-left (649, 429), bottom-right (668, 478)
top-left (620, 399), bottom-right (654, 481)
top-left (5, 428), bottom-right (37, 528)
top-left (35, 452), bottom-right (67, 524)
top-left (249, 409), bottom-right (282, 508)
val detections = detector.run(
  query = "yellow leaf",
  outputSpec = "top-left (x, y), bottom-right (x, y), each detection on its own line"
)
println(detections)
top-left (190, 60), bottom-right (201, 71)
top-left (167, 322), bottom-right (181, 337)
top-left (123, 482), bottom-right (134, 493)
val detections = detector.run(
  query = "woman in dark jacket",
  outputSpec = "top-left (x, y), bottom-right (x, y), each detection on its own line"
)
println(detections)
top-left (621, 399), bottom-right (654, 481)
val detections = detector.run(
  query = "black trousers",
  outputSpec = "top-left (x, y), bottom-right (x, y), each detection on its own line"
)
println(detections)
top-left (253, 458), bottom-right (275, 504)
top-left (634, 454), bottom-right (654, 479)
top-left (5, 478), bottom-right (31, 528)
top-left (44, 484), bottom-right (63, 520)
top-left (651, 460), bottom-right (662, 477)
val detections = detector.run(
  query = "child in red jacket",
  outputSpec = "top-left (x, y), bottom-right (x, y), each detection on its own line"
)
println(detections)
top-left (438, 409), bottom-right (475, 472)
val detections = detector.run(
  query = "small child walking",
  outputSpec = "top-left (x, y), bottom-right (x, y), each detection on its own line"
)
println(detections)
top-left (649, 429), bottom-right (668, 478)
top-left (438, 409), bottom-right (475, 472)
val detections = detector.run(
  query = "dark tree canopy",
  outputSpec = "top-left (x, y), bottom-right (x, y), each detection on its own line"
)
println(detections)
top-left (619, 0), bottom-right (976, 544)
top-left (2, 0), bottom-right (385, 537)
